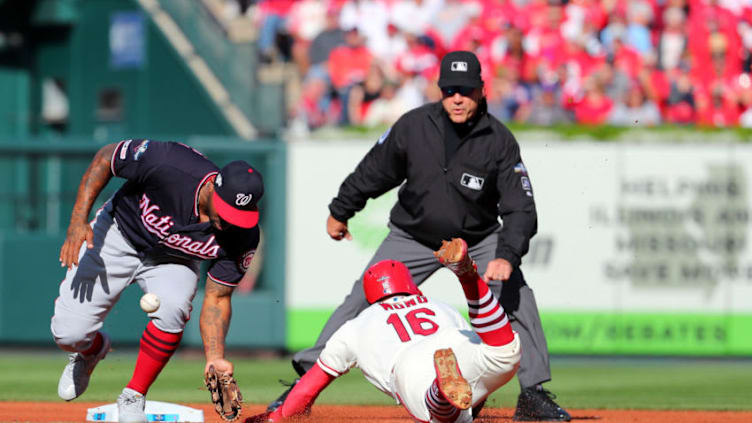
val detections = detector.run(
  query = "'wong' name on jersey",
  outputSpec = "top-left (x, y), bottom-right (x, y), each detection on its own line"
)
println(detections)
top-left (138, 194), bottom-right (219, 259)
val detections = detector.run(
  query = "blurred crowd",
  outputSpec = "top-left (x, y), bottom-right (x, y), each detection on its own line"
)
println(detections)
top-left (226, 0), bottom-right (752, 130)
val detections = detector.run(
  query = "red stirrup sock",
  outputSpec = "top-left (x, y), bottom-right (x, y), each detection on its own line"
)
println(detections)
top-left (126, 321), bottom-right (182, 395)
top-left (457, 270), bottom-right (489, 301)
top-left (435, 238), bottom-right (515, 346)
top-left (425, 378), bottom-right (462, 422)
top-left (465, 277), bottom-right (515, 346)
top-left (271, 364), bottom-right (335, 419)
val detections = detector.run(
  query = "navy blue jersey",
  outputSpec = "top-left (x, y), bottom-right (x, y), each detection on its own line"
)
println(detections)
top-left (109, 139), bottom-right (259, 286)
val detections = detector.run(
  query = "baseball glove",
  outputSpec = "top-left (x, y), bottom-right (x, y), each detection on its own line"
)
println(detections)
top-left (205, 365), bottom-right (243, 421)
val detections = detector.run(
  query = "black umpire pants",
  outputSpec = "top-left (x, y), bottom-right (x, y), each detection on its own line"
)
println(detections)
top-left (293, 223), bottom-right (552, 389)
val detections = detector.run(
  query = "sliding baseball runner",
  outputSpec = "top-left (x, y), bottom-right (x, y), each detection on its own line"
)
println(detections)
top-left (249, 238), bottom-right (521, 423)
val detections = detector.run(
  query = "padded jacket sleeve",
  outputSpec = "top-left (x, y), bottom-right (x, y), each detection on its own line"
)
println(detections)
top-left (328, 121), bottom-right (408, 222)
top-left (494, 130), bottom-right (538, 267)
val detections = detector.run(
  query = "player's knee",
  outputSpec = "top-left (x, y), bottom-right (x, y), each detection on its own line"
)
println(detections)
top-left (50, 317), bottom-right (98, 352)
top-left (150, 299), bottom-right (192, 332)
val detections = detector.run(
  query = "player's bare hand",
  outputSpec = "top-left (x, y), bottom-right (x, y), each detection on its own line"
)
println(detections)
top-left (327, 215), bottom-right (352, 241)
top-left (59, 220), bottom-right (93, 269)
top-left (205, 358), bottom-right (234, 377)
top-left (483, 258), bottom-right (513, 282)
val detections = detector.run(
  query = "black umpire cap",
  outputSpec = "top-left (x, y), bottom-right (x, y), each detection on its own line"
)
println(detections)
top-left (438, 51), bottom-right (483, 89)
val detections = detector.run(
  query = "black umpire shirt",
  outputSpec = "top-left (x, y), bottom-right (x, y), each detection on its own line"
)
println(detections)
top-left (328, 101), bottom-right (538, 268)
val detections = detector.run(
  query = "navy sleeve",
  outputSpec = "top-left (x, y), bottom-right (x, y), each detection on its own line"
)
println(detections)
top-left (207, 228), bottom-right (260, 286)
top-left (206, 254), bottom-right (252, 287)
top-left (111, 139), bottom-right (170, 182)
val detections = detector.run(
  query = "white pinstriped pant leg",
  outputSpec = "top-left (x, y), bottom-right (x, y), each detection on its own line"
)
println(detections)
top-left (391, 331), bottom-right (521, 423)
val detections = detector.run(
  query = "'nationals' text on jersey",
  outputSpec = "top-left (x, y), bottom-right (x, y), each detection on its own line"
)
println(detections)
top-left (108, 140), bottom-right (259, 286)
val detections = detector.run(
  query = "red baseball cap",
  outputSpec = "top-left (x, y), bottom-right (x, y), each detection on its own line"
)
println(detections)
top-left (212, 161), bottom-right (264, 228)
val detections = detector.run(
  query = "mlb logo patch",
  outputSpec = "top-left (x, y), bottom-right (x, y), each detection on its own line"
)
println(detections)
top-left (520, 176), bottom-right (533, 197)
top-left (451, 61), bottom-right (468, 72)
top-left (461, 173), bottom-right (485, 191)
top-left (521, 176), bottom-right (531, 190)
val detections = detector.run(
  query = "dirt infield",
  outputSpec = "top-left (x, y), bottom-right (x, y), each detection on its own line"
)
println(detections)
top-left (1, 402), bottom-right (751, 422)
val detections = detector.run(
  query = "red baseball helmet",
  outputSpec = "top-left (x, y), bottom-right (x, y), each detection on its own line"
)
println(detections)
top-left (363, 260), bottom-right (422, 304)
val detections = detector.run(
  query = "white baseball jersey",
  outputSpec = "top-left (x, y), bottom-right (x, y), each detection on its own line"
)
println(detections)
top-left (318, 294), bottom-right (469, 394)
top-left (317, 294), bottom-right (521, 422)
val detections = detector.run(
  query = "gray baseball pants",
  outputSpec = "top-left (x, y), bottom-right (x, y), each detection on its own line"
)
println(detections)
top-left (293, 223), bottom-right (552, 388)
top-left (51, 202), bottom-right (200, 352)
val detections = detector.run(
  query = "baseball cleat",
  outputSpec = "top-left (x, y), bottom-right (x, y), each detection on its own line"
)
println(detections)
top-left (433, 348), bottom-right (472, 410)
top-left (58, 332), bottom-right (111, 401)
top-left (433, 238), bottom-right (476, 277)
top-left (117, 387), bottom-right (147, 422)
top-left (513, 387), bottom-right (571, 421)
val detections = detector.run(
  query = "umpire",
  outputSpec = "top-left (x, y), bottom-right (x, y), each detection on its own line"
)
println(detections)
top-left (271, 51), bottom-right (569, 421)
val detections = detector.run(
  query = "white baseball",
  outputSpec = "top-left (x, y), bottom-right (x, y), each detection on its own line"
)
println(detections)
top-left (140, 293), bottom-right (160, 313)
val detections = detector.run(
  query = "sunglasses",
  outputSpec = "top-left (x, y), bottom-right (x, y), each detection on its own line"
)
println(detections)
top-left (441, 86), bottom-right (476, 97)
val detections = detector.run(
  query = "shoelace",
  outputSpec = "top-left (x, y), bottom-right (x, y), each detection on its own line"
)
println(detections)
top-left (538, 388), bottom-right (557, 400)
top-left (120, 394), bottom-right (143, 406)
top-left (534, 388), bottom-right (566, 410)
top-left (70, 349), bottom-right (98, 364)
top-left (69, 353), bottom-right (97, 374)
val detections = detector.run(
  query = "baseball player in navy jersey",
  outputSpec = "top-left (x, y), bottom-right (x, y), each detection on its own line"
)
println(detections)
top-left (250, 237), bottom-right (521, 423)
top-left (50, 139), bottom-right (263, 423)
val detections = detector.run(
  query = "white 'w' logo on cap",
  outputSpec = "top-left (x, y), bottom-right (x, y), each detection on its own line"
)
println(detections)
top-left (236, 193), bottom-right (253, 206)
top-left (451, 61), bottom-right (468, 71)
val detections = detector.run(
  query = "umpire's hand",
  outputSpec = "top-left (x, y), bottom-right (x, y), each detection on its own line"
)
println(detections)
top-left (60, 220), bottom-right (94, 269)
top-left (327, 215), bottom-right (352, 241)
top-left (483, 258), bottom-right (513, 282)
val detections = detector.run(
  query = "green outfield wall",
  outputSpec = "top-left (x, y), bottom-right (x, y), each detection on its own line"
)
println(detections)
top-left (286, 310), bottom-right (752, 356)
